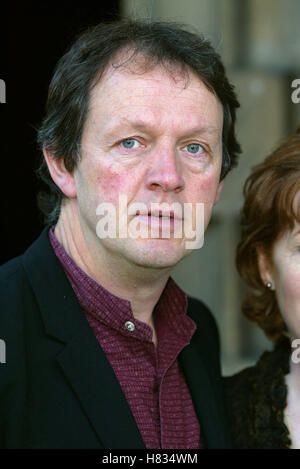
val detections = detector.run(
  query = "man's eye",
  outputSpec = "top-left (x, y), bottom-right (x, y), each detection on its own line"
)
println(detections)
top-left (185, 143), bottom-right (205, 155)
top-left (120, 139), bottom-right (139, 149)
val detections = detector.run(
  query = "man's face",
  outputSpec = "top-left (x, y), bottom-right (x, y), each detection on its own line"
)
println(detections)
top-left (72, 61), bottom-right (224, 270)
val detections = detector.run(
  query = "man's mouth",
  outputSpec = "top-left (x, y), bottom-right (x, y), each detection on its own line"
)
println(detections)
top-left (132, 209), bottom-right (184, 236)
top-left (147, 210), bottom-right (175, 219)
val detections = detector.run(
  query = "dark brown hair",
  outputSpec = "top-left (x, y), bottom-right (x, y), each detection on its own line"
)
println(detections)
top-left (36, 19), bottom-right (241, 224)
top-left (236, 127), bottom-right (300, 343)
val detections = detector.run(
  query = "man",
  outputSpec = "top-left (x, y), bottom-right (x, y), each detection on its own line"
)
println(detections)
top-left (0, 20), bottom-right (241, 449)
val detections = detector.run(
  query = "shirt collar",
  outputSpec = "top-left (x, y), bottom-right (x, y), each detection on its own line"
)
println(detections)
top-left (49, 226), bottom-right (196, 342)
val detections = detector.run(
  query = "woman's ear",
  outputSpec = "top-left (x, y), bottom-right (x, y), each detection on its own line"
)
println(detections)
top-left (43, 149), bottom-right (77, 199)
top-left (257, 248), bottom-right (275, 290)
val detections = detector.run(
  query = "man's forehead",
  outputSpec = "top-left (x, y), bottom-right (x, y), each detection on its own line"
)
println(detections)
top-left (90, 51), bottom-right (216, 100)
top-left (85, 52), bottom-right (223, 136)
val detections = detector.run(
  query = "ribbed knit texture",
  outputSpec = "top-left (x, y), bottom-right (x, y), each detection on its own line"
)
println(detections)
top-left (49, 227), bottom-right (202, 449)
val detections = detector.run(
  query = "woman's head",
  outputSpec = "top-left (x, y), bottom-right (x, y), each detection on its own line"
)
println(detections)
top-left (237, 127), bottom-right (300, 344)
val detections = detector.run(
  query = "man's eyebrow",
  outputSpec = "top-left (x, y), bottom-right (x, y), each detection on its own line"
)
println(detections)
top-left (103, 117), bottom-right (222, 136)
top-left (183, 126), bottom-right (222, 136)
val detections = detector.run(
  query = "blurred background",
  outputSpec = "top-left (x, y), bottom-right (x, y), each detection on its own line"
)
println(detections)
top-left (1, 0), bottom-right (300, 375)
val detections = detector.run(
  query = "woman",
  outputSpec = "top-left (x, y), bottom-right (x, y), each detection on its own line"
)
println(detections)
top-left (224, 127), bottom-right (300, 449)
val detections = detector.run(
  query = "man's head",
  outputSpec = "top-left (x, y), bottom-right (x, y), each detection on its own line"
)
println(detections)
top-left (37, 20), bottom-right (241, 271)
top-left (37, 19), bottom-right (241, 225)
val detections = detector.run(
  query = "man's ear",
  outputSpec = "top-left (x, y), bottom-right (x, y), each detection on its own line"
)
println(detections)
top-left (257, 248), bottom-right (275, 289)
top-left (213, 180), bottom-right (224, 205)
top-left (43, 149), bottom-right (77, 198)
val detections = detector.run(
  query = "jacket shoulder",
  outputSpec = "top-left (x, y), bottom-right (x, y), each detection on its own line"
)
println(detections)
top-left (0, 255), bottom-right (29, 447)
top-left (0, 255), bottom-right (28, 322)
top-left (0, 227), bottom-right (51, 308)
top-left (0, 255), bottom-right (23, 281)
top-left (187, 295), bottom-right (219, 344)
top-left (0, 252), bottom-right (31, 311)
top-left (187, 295), bottom-right (217, 323)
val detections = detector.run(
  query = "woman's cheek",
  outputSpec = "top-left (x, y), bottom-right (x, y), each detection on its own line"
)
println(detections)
top-left (277, 268), bottom-right (300, 324)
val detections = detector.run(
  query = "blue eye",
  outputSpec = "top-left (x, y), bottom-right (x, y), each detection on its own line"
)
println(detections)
top-left (186, 143), bottom-right (204, 155)
top-left (121, 139), bottom-right (138, 149)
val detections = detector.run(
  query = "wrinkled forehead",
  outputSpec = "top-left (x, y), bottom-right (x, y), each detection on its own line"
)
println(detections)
top-left (82, 49), bottom-right (224, 144)
top-left (89, 48), bottom-right (218, 103)
top-left (84, 63), bottom-right (223, 143)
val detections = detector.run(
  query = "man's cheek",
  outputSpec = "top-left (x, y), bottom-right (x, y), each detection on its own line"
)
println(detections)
top-left (95, 167), bottom-right (125, 204)
top-left (196, 175), bottom-right (221, 204)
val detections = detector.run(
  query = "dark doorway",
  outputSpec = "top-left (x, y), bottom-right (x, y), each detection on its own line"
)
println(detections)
top-left (1, 1), bottom-right (120, 264)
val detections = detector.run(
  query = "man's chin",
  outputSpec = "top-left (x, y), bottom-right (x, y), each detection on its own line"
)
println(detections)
top-left (124, 240), bottom-right (192, 270)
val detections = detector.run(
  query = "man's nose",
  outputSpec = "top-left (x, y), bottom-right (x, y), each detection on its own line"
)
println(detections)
top-left (144, 145), bottom-right (185, 193)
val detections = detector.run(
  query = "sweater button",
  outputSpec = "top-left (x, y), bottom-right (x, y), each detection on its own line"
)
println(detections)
top-left (125, 321), bottom-right (135, 332)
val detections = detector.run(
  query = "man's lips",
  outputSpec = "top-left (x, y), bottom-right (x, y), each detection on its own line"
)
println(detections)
top-left (147, 210), bottom-right (174, 218)
top-left (131, 209), bottom-right (183, 220)
top-left (134, 214), bottom-right (177, 232)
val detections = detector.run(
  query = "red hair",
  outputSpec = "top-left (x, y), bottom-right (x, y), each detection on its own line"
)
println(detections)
top-left (236, 127), bottom-right (300, 343)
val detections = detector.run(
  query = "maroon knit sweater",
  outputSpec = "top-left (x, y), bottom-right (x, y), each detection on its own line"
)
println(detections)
top-left (49, 227), bottom-right (203, 449)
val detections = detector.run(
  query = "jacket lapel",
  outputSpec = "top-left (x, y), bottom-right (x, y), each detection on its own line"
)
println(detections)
top-left (179, 298), bottom-right (232, 449)
top-left (56, 322), bottom-right (145, 449)
top-left (22, 227), bottom-right (145, 449)
top-left (178, 343), bottom-right (223, 448)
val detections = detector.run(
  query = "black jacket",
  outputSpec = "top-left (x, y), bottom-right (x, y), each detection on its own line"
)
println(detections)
top-left (0, 227), bottom-right (231, 449)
